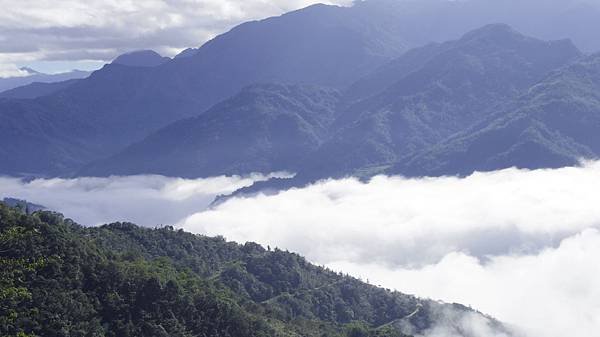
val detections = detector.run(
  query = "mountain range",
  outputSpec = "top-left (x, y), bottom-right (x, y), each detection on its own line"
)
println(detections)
top-left (81, 24), bottom-right (589, 182)
top-left (391, 52), bottom-right (600, 176)
top-left (1, 0), bottom-right (600, 183)
top-left (0, 68), bottom-right (90, 96)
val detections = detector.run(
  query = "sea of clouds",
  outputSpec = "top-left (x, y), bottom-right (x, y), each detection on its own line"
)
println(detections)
top-left (2, 163), bottom-right (600, 336)
top-left (0, 173), bottom-right (286, 226)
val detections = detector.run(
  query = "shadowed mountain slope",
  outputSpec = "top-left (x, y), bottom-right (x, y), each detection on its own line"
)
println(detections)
top-left (80, 25), bottom-right (582, 180)
top-left (79, 84), bottom-right (341, 178)
top-left (279, 24), bottom-right (583, 180)
top-left (390, 53), bottom-right (600, 177)
top-left (0, 2), bottom-right (415, 177)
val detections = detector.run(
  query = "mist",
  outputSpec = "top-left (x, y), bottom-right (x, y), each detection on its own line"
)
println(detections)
top-left (178, 162), bottom-right (600, 337)
top-left (2, 163), bottom-right (599, 336)
top-left (0, 173), bottom-right (285, 226)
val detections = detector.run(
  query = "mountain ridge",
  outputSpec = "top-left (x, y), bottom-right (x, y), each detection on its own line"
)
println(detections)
top-left (390, 52), bottom-right (600, 177)
top-left (0, 202), bottom-right (515, 337)
top-left (81, 24), bottom-right (583, 181)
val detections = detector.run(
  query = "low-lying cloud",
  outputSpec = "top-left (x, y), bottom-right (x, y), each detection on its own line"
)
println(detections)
top-left (2, 163), bottom-right (599, 336)
top-left (0, 173), bottom-right (283, 226)
top-left (182, 163), bottom-right (600, 265)
top-left (177, 162), bottom-right (600, 337)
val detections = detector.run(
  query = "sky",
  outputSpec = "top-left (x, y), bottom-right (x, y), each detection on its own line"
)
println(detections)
top-left (2, 163), bottom-right (600, 336)
top-left (0, 0), bottom-right (351, 76)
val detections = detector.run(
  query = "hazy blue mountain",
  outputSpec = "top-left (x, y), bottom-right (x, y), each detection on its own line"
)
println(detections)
top-left (3, 0), bottom-right (600, 178)
top-left (79, 84), bottom-right (341, 177)
top-left (79, 24), bottom-right (583, 180)
top-left (300, 24), bottom-right (582, 179)
top-left (0, 2), bottom-right (419, 177)
top-left (112, 50), bottom-right (170, 67)
top-left (352, 0), bottom-right (600, 53)
top-left (0, 78), bottom-right (81, 99)
top-left (0, 68), bottom-right (90, 93)
top-left (390, 53), bottom-right (600, 177)
top-left (0, 62), bottom-right (213, 176)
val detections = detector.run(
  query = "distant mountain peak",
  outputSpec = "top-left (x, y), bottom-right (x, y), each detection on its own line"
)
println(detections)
top-left (19, 67), bottom-right (42, 75)
top-left (459, 23), bottom-right (523, 42)
top-left (112, 50), bottom-right (170, 67)
top-left (174, 47), bottom-right (198, 59)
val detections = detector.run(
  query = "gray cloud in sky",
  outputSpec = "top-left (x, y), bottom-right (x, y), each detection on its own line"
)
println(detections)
top-left (0, 0), bottom-right (351, 75)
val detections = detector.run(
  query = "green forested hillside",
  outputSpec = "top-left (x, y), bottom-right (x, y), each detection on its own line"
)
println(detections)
top-left (0, 203), bottom-right (509, 337)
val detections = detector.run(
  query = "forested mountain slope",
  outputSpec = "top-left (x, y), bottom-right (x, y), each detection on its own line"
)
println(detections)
top-left (79, 84), bottom-right (341, 178)
top-left (85, 25), bottom-right (582, 180)
top-left (301, 24), bottom-right (582, 179)
top-left (391, 53), bottom-right (600, 176)
top-left (0, 203), bottom-right (512, 337)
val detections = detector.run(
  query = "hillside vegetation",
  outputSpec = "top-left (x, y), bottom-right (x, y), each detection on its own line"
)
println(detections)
top-left (0, 203), bottom-right (508, 337)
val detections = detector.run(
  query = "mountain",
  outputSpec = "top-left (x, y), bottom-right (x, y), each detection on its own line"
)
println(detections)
top-left (79, 24), bottom-right (582, 180)
top-left (390, 53), bottom-right (600, 177)
top-left (0, 78), bottom-right (81, 99)
top-left (3, 0), bottom-right (600, 178)
top-left (299, 24), bottom-right (582, 179)
top-left (0, 202), bottom-right (514, 337)
top-left (0, 50), bottom-right (167, 100)
top-left (79, 84), bottom-right (341, 177)
top-left (0, 62), bottom-right (207, 176)
top-left (112, 50), bottom-right (171, 67)
top-left (0, 2), bottom-right (420, 177)
top-left (0, 69), bottom-right (90, 93)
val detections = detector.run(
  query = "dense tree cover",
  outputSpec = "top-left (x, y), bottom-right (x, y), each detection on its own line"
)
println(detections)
top-left (0, 203), bottom-right (428, 337)
top-left (0, 205), bottom-right (276, 337)
top-left (391, 52), bottom-right (600, 176)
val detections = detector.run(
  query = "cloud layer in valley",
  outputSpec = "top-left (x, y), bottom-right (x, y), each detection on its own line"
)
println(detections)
top-left (0, 0), bottom-right (351, 75)
top-left (0, 173), bottom-right (284, 226)
top-left (2, 163), bottom-right (600, 336)
top-left (178, 162), bottom-right (600, 337)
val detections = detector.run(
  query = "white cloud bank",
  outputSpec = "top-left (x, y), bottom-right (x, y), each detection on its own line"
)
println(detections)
top-left (178, 162), bottom-right (600, 337)
top-left (333, 229), bottom-right (600, 337)
top-left (0, 173), bottom-right (283, 226)
top-left (2, 163), bottom-right (599, 336)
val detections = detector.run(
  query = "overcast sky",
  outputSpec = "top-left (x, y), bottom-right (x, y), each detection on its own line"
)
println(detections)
top-left (0, 0), bottom-right (351, 76)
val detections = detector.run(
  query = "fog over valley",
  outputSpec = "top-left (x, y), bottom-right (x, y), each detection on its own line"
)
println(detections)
top-left (0, 173), bottom-right (287, 226)
top-left (3, 163), bottom-right (600, 336)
